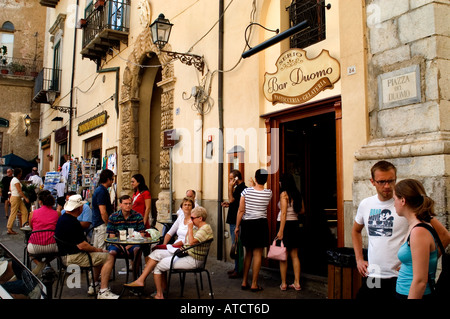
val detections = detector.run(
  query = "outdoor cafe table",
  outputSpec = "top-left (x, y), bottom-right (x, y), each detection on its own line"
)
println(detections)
top-left (104, 236), bottom-right (159, 283)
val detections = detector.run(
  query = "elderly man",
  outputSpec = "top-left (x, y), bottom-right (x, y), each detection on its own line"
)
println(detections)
top-left (55, 194), bottom-right (119, 299)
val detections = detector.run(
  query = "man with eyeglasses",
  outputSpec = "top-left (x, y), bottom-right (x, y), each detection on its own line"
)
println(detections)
top-left (352, 160), bottom-right (448, 300)
top-left (107, 195), bottom-right (147, 274)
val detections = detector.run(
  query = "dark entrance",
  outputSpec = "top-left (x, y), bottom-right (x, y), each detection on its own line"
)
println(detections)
top-left (281, 111), bottom-right (337, 276)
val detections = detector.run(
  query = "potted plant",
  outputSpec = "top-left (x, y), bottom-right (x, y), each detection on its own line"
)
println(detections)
top-left (10, 62), bottom-right (26, 75)
top-left (0, 46), bottom-right (8, 74)
top-left (21, 182), bottom-right (38, 211)
top-left (95, 0), bottom-right (105, 10)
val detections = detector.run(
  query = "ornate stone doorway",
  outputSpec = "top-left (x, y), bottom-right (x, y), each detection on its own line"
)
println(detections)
top-left (119, 27), bottom-right (175, 222)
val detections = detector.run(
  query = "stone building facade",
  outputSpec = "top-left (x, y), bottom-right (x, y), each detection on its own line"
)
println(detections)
top-left (350, 0), bottom-right (450, 247)
top-left (36, 0), bottom-right (449, 273)
top-left (0, 1), bottom-right (45, 165)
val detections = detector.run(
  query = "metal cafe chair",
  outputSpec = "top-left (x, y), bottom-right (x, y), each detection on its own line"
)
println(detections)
top-left (53, 236), bottom-right (97, 299)
top-left (166, 238), bottom-right (214, 299)
top-left (25, 229), bottom-right (58, 271)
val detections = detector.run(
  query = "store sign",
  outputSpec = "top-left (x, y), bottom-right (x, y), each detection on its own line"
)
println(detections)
top-left (78, 111), bottom-right (108, 135)
top-left (378, 65), bottom-right (421, 109)
top-left (263, 49), bottom-right (340, 105)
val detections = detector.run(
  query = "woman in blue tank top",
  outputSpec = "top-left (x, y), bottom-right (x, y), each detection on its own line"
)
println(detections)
top-left (393, 179), bottom-right (438, 299)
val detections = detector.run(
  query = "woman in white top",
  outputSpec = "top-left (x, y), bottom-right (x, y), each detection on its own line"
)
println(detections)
top-left (277, 173), bottom-right (304, 291)
top-left (7, 168), bottom-right (29, 235)
top-left (124, 196), bottom-right (195, 287)
top-left (235, 169), bottom-right (272, 292)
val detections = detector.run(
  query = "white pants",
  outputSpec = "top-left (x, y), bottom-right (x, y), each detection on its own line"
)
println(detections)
top-left (154, 255), bottom-right (199, 275)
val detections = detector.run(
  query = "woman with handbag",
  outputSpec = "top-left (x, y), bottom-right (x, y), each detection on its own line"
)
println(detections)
top-left (235, 169), bottom-right (272, 292)
top-left (276, 173), bottom-right (304, 291)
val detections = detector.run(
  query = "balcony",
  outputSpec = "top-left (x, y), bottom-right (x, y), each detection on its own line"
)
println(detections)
top-left (80, 0), bottom-right (130, 63)
top-left (0, 57), bottom-right (43, 78)
top-left (33, 68), bottom-right (62, 104)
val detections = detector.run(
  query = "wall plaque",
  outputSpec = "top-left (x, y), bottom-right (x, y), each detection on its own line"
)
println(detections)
top-left (378, 65), bottom-right (421, 109)
top-left (263, 49), bottom-right (340, 105)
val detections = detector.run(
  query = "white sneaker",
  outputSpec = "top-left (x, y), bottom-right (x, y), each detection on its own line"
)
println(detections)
top-left (97, 288), bottom-right (120, 299)
top-left (87, 282), bottom-right (100, 296)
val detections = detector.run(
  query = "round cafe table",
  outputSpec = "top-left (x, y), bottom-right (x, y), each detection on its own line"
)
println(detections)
top-left (104, 236), bottom-right (159, 283)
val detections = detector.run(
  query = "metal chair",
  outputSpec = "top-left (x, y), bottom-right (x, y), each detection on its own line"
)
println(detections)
top-left (54, 235), bottom-right (97, 299)
top-left (25, 229), bottom-right (58, 271)
top-left (166, 238), bottom-right (214, 299)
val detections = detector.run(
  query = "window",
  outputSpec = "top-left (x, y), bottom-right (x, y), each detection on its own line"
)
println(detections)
top-left (289, 0), bottom-right (326, 49)
top-left (0, 118), bottom-right (9, 128)
top-left (52, 41), bottom-right (61, 91)
top-left (1, 21), bottom-right (15, 62)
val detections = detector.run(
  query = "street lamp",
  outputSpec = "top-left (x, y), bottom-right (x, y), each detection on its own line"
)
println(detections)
top-left (24, 114), bottom-right (31, 136)
top-left (150, 13), bottom-right (204, 74)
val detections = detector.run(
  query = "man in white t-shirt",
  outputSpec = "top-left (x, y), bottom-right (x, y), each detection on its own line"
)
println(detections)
top-left (352, 160), bottom-right (448, 300)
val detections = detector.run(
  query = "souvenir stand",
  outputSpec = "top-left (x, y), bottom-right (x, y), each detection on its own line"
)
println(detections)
top-left (67, 157), bottom-right (99, 203)
top-left (43, 171), bottom-right (61, 205)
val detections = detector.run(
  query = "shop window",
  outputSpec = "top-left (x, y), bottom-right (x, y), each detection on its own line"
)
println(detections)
top-left (288, 0), bottom-right (326, 49)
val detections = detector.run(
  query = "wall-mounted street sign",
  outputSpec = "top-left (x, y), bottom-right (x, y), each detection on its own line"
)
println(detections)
top-left (263, 49), bottom-right (340, 105)
top-left (378, 65), bottom-right (421, 109)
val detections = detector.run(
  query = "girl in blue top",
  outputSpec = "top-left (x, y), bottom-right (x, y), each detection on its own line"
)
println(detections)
top-left (393, 179), bottom-right (438, 299)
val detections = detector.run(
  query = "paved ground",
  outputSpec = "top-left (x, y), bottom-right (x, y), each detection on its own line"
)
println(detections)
top-left (0, 203), bottom-right (328, 304)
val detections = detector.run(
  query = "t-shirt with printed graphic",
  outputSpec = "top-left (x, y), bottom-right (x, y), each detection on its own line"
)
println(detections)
top-left (355, 194), bottom-right (409, 279)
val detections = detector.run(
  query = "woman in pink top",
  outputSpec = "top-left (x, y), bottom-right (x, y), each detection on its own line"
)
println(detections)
top-left (27, 190), bottom-right (60, 257)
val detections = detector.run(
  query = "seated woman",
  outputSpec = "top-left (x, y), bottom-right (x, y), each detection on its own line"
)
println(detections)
top-left (124, 196), bottom-right (194, 287)
top-left (27, 190), bottom-right (60, 274)
top-left (153, 206), bottom-right (213, 299)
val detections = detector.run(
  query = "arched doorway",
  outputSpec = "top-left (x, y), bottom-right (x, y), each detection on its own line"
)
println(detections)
top-left (119, 27), bottom-right (176, 222)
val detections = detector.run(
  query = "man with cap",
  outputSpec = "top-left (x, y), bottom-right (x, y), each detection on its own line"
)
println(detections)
top-left (55, 194), bottom-right (119, 299)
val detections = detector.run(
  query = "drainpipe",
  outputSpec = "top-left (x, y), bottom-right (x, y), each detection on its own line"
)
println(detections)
top-left (68, 0), bottom-right (80, 157)
top-left (217, 0), bottom-right (224, 260)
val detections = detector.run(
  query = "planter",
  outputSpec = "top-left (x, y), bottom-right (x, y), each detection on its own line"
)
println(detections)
top-left (78, 18), bottom-right (87, 28)
top-left (30, 71), bottom-right (38, 77)
top-left (14, 71), bottom-right (25, 76)
top-left (1, 69), bottom-right (8, 74)
top-left (95, 0), bottom-right (105, 9)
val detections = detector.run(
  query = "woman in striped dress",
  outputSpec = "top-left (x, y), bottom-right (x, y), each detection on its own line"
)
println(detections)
top-left (235, 169), bottom-right (272, 292)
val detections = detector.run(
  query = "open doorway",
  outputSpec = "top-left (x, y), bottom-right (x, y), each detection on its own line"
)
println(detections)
top-left (281, 111), bottom-right (338, 276)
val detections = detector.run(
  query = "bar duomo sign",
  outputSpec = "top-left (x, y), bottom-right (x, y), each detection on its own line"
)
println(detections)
top-left (263, 49), bottom-right (340, 105)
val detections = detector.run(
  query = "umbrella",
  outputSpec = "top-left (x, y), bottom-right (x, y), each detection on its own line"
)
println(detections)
top-left (1, 153), bottom-right (35, 168)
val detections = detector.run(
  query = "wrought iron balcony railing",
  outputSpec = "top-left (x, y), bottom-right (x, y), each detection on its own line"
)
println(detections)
top-left (33, 67), bottom-right (62, 104)
top-left (80, 0), bottom-right (130, 63)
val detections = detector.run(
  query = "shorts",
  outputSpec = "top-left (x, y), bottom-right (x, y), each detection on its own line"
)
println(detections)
top-left (240, 218), bottom-right (269, 249)
top-left (63, 251), bottom-right (109, 267)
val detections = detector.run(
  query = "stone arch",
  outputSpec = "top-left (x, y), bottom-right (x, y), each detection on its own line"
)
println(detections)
top-left (119, 27), bottom-right (175, 221)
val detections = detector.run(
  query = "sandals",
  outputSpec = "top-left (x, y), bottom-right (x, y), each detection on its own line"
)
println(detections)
top-left (7, 229), bottom-right (17, 235)
top-left (280, 284), bottom-right (287, 291)
top-left (289, 283), bottom-right (302, 291)
top-left (250, 286), bottom-right (264, 292)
